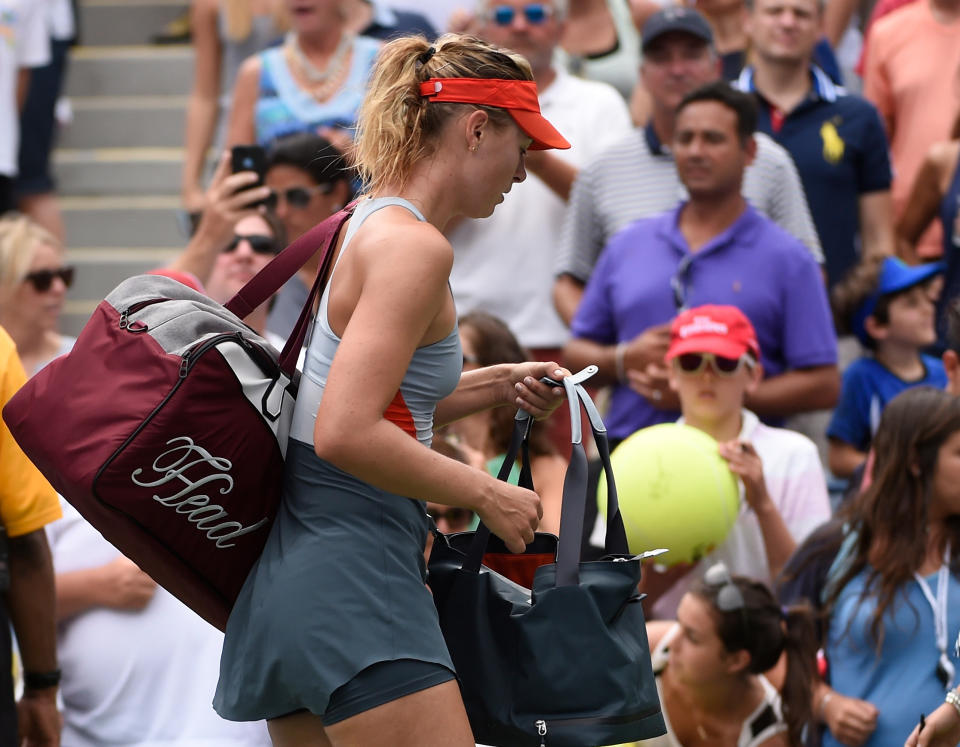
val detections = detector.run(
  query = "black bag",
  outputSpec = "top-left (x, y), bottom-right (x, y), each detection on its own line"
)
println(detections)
top-left (428, 372), bottom-right (666, 747)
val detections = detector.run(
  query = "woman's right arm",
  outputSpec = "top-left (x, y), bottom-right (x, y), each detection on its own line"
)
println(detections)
top-left (224, 55), bottom-right (261, 148)
top-left (896, 144), bottom-right (952, 263)
top-left (815, 681), bottom-right (879, 747)
top-left (314, 222), bottom-right (541, 552)
top-left (181, 0), bottom-right (223, 212)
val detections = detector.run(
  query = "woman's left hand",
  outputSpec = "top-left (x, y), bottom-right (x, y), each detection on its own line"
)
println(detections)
top-left (509, 362), bottom-right (569, 419)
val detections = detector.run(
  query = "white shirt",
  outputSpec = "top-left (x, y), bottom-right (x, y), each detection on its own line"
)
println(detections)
top-left (448, 69), bottom-right (632, 349)
top-left (46, 0), bottom-right (75, 41)
top-left (46, 500), bottom-right (271, 747)
top-left (0, 0), bottom-right (50, 176)
top-left (650, 410), bottom-right (831, 618)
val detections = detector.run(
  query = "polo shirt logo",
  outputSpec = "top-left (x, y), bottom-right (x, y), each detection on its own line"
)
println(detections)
top-left (820, 119), bottom-right (845, 165)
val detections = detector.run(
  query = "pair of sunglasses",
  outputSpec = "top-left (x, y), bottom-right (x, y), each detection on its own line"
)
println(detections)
top-left (703, 562), bottom-right (749, 632)
top-left (264, 184), bottom-right (334, 211)
top-left (490, 3), bottom-right (552, 25)
top-left (24, 266), bottom-right (75, 292)
top-left (675, 352), bottom-right (753, 377)
top-left (429, 507), bottom-right (475, 527)
top-left (223, 234), bottom-right (279, 255)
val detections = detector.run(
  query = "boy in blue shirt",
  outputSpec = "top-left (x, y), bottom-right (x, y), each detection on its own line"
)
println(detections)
top-left (827, 256), bottom-right (946, 478)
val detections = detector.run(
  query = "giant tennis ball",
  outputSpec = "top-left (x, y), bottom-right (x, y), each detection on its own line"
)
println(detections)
top-left (598, 423), bottom-right (739, 566)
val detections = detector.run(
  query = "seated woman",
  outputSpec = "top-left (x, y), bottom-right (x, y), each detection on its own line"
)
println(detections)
top-left (638, 566), bottom-right (817, 747)
top-left (442, 311), bottom-right (567, 535)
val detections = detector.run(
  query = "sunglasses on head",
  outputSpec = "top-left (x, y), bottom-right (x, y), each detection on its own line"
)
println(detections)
top-left (223, 234), bottom-right (279, 255)
top-left (24, 266), bottom-right (75, 292)
top-left (490, 3), bottom-right (552, 25)
top-left (429, 507), bottom-right (475, 528)
top-left (264, 184), bottom-right (335, 210)
top-left (675, 352), bottom-right (753, 377)
top-left (703, 562), bottom-right (749, 632)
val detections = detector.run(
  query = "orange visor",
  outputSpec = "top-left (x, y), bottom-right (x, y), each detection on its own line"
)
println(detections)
top-left (419, 78), bottom-right (570, 151)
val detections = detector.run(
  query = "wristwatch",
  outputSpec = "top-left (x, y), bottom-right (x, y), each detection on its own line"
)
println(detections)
top-left (23, 669), bottom-right (61, 691)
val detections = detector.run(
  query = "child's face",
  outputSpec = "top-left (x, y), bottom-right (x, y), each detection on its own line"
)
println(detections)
top-left (668, 351), bottom-right (759, 422)
top-left (877, 284), bottom-right (937, 348)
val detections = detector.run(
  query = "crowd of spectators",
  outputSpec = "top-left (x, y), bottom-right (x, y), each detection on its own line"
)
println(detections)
top-left (1, 0), bottom-right (960, 744)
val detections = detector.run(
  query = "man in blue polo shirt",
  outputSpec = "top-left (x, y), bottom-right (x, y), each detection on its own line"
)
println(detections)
top-left (736, 0), bottom-right (894, 288)
top-left (564, 82), bottom-right (839, 442)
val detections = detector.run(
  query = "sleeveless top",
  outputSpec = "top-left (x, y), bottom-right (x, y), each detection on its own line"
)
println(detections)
top-left (254, 35), bottom-right (381, 145)
top-left (554, 0), bottom-right (640, 100)
top-left (936, 152), bottom-right (960, 346)
top-left (291, 196), bottom-right (462, 448)
top-left (639, 625), bottom-right (786, 747)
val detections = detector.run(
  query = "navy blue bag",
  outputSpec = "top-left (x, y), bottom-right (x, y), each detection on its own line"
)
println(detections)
top-left (428, 372), bottom-right (666, 747)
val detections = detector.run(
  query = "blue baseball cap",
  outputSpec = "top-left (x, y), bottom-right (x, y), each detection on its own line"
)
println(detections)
top-left (852, 256), bottom-right (945, 346)
top-left (641, 7), bottom-right (714, 52)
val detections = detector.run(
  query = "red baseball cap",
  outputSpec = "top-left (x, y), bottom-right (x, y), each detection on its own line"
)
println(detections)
top-left (665, 305), bottom-right (761, 362)
top-left (419, 78), bottom-right (570, 151)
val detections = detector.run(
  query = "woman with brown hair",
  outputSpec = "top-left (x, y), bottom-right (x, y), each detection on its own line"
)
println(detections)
top-left (214, 32), bottom-right (571, 747)
top-left (446, 311), bottom-right (567, 534)
top-left (638, 566), bottom-right (818, 746)
top-left (815, 387), bottom-right (960, 747)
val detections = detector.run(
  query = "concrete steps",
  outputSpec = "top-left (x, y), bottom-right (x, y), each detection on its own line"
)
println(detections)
top-left (78, 0), bottom-right (188, 47)
top-left (56, 0), bottom-right (192, 335)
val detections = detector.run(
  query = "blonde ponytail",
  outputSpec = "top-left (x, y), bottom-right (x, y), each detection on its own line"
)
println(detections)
top-left (352, 33), bottom-right (533, 193)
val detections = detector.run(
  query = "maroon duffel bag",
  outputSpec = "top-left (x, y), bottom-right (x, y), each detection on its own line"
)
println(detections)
top-left (3, 206), bottom-right (352, 630)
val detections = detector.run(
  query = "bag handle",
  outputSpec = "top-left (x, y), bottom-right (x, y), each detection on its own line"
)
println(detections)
top-left (224, 203), bottom-right (356, 373)
top-left (463, 367), bottom-right (630, 586)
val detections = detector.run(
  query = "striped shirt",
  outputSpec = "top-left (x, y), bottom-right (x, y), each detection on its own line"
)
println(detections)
top-left (555, 125), bottom-right (824, 281)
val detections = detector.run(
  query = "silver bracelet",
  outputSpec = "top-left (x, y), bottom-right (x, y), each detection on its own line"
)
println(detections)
top-left (614, 342), bottom-right (628, 384)
top-left (945, 689), bottom-right (960, 717)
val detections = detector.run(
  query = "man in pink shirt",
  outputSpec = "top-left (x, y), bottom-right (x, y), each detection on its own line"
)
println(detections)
top-left (862, 0), bottom-right (960, 259)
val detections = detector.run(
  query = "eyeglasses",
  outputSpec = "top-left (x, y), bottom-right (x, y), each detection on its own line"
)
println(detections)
top-left (490, 3), bottom-right (553, 25)
top-left (675, 352), bottom-right (753, 377)
top-left (223, 234), bottom-right (279, 255)
top-left (264, 184), bottom-right (335, 210)
top-left (428, 507), bottom-right (475, 529)
top-left (703, 562), bottom-right (749, 633)
top-left (23, 266), bottom-right (75, 292)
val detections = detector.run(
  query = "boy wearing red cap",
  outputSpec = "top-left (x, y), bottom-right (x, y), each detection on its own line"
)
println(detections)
top-left (644, 304), bottom-right (831, 619)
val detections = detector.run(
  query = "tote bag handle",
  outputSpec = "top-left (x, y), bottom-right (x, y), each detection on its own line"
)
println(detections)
top-left (463, 368), bottom-right (631, 586)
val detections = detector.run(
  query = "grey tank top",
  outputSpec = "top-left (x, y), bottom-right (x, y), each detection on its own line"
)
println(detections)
top-left (290, 197), bottom-right (462, 447)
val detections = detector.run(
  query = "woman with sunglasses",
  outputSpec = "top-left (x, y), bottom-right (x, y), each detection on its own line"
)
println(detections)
top-left (0, 212), bottom-right (75, 375)
top-left (204, 211), bottom-right (286, 339)
top-left (640, 305), bottom-right (830, 620)
top-left (635, 564), bottom-right (818, 747)
top-left (806, 387), bottom-right (960, 747)
top-left (214, 33), bottom-right (571, 747)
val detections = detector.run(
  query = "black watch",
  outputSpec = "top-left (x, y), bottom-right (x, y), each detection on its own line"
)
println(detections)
top-left (24, 669), bottom-right (61, 691)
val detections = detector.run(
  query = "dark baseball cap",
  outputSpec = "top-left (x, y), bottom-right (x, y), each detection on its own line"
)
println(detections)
top-left (642, 7), bottom-right (714, 52)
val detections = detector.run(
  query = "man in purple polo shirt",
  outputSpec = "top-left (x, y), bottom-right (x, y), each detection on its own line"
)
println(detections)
top-left (564, 82), bottom-right (839, 441)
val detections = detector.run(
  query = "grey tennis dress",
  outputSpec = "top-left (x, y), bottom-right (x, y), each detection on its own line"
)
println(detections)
top-left (215, 197), bottom-right (462, 721)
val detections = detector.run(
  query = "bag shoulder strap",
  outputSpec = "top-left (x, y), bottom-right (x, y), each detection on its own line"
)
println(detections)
top-left (224, 203), bottom-right (355, 374)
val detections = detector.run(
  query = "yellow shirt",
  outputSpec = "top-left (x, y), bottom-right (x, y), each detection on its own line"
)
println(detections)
top-left (0, 326), bottom-right (61, 537)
